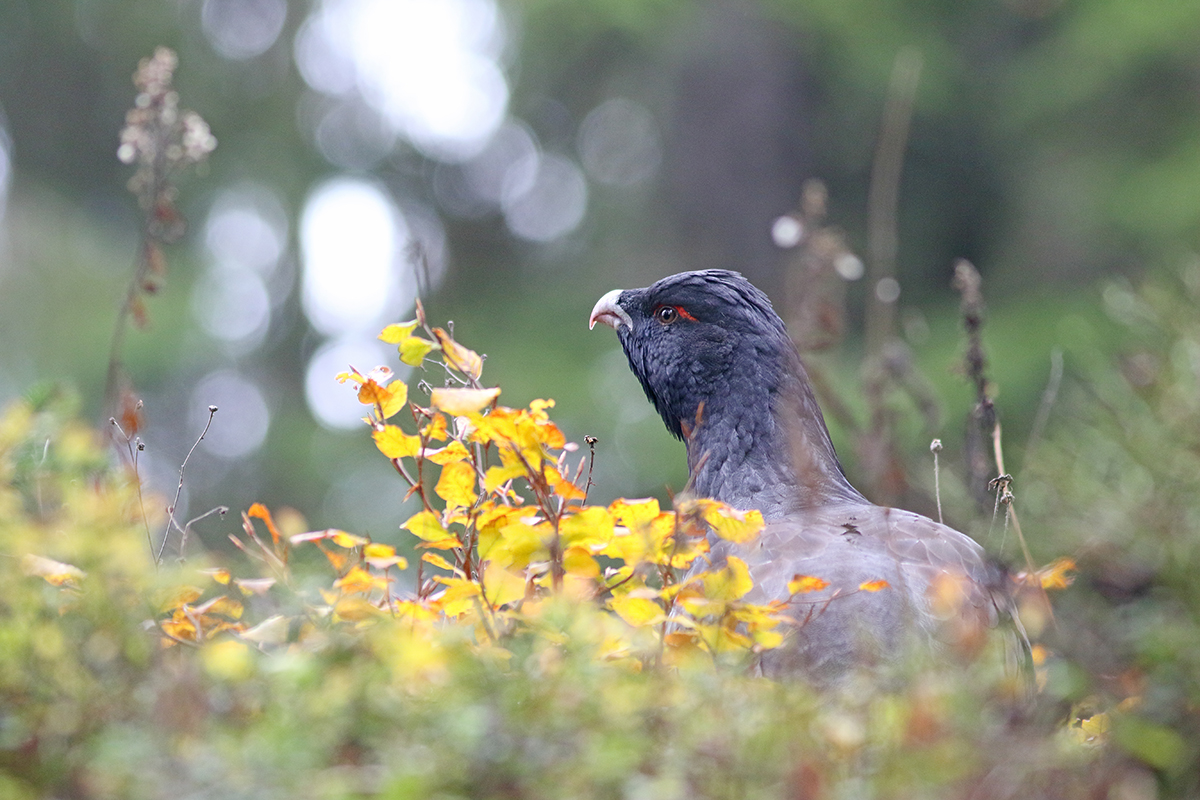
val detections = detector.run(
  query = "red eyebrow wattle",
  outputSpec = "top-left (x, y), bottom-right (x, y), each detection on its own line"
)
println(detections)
top-left (673, 305), bottom-right (697, 321)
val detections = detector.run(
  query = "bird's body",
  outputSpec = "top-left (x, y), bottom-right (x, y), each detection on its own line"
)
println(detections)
top-left (590, 269), bottom-right (1016, 679)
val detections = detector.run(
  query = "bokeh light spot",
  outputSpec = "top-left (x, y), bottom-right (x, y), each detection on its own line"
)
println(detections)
top-left (201, 0), bottom-right (288, 61)
top-left (502, 153), bottom-right (587, 242)
top-left (300, 177), bottom-right (409, 337)
top-left (577, 98), bottom-right (661, 188)
top-left (190, 370), bottom-right (271, 459)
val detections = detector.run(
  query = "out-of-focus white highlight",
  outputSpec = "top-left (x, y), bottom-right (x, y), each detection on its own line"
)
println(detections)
top-left (204, 183), bottom-right (288, 275)
top-left (300, 178), bottom-right (408, 337)
top-left (193, 184), bottom-right (288, 351)
top-left (201, 0), bottom-right (288, 61)
top-left (191, 371), bottom-right (271, 459)
top-left (294, 0), bottom-right (508, 161)
top-left (502, 153), bottom-right (588, 242)
top-left (771, 215), bottom-right (804, 248)
top-left (577, 98), bottom-right (661, 188)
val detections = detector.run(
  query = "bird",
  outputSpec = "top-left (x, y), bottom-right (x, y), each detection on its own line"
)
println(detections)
top-left (589, 269), bottom-right (1020, 681)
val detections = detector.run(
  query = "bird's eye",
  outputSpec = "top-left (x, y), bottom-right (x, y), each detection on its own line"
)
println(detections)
top-left (655, 306), bottom-right (678, 324)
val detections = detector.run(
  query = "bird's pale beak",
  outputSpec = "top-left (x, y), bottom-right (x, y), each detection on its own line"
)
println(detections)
top-left (589, 289), bottom-right (632, 331)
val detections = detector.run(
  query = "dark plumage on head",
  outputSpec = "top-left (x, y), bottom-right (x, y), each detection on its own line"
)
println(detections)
top-left (589, 269), bottom-right (790, 441)
top-left (590, 269), bottom-right (858, 515)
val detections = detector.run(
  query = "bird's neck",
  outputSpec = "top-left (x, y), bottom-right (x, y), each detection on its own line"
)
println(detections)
top-left (684, 354), bottom-right (864, 519)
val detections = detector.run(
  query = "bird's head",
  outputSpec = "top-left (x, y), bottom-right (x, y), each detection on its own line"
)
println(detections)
top-left (589, 270), bottom-right (793, 441)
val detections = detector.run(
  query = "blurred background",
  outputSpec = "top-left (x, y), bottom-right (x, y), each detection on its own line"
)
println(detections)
top-left (1, 0), bottom-right (1198, 550)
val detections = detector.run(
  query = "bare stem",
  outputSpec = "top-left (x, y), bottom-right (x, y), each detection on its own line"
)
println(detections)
top-left (157, 405), bottom-right (218, 566)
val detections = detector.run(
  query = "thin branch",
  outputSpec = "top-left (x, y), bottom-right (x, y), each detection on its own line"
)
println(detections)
top-left (111, 414), bottom-right (155, 564)
top-left (157, 405), bottom-right (217, 567)
top-left (930, 439), bottom-right (944, 525)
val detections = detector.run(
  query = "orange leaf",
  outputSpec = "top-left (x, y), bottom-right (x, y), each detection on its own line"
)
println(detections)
top-left (358, 378), bottom-right (407, 419)
top-left (788, 575), bottom-right (830, 595)
top-left (335, 566), bottom-right (385, 595)
top-left (247, 503), bottom-right (282, 545)
top-left (1033, 557), bottom-right (1076, 590)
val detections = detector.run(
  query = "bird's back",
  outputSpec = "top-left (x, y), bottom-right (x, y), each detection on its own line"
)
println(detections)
top-left (706, 500), bottom-right (1010, 681)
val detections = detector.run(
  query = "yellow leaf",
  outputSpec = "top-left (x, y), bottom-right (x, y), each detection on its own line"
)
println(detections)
top-left (335, 565), bottom-right (383, 595)
top-left (858, 579), bottom-right (890, 592)
top-left (609, 497), bottom-right (662, 528)
top-left (421, 552), bottom-right (461, 573)
top-left (364, 543), bottom-right (407, 570)
top-left (430, 387), bottom-right (501, 415)
top-left (610, 595), bottom-right (666, 627)
top-left (752, 629), bottom-right (785, 650)
top-left (206, 595), bottom-right (245, 620)
top-left (203, 639), bottom-right (254, 681)
top-left (436, 460), bottom-right (479, 509)
top-left (691, 499), bottom-right (765, 544)
top-left (401, 510), bottom-right (451, 543)
top-left (237, 618), bottom-right (289, 647)
top-left (22, 554), bottom-right (86, 587)
top-left (489, 521), bottom-right (549, 570)
top-left (157, 585), bottom-right (204, 612)
top-left (480, 563), bottom-right (526, 607)
top-left (484, 462), bottom-right (526, 493)
top-left (400, 336), bottom-right (438, 366)
top-left (559, 505), bottom-right (615, 549)
top-left (425, 441), bottom-right (471, 466)
top-left (334, 596), bottom-right (383, 622)
top-left (358, 379), bottom-right (407, 419)
top-left (234, 577), bottom-right (276, 596)
top-left (238, 614), bottom-right (290, 645)
top-left (422, 412), bottom-right (449, 441)
top-left (562, 545), bottom-right (600, 577)
top-left (432, 328), bottom-right (483, 380)
top-left (788, 575), bottom-right (830, 595)
top-left (373, 425), bottom-right (420, 459)
top-left (433, 576), bottom-right (483, 617)
top-left (702, 556), bottom-right (753, 603)
top-left (330, 531), bottom-right (368, 549)
top-left (336, 367), bottom-right (365, 386)
top-left (378, 321), bottom-right (419, 343)
top-left (200, 567), bottom-right (232, 585)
